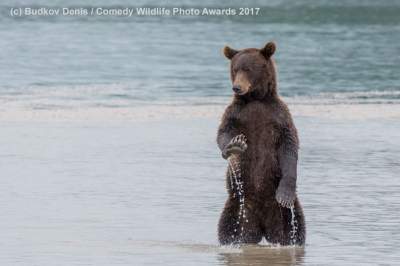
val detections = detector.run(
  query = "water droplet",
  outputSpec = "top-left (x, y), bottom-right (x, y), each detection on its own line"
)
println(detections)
top-left (228, 153), bottom-right (247, 240)
top-left (289, 205), bottom-right (298, 245)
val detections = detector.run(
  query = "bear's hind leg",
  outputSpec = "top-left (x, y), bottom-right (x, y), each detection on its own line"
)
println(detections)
top-left (290, 201), bottom-right (306, 245)
top-left (264, 201), bottom-right (306, 246)
top-left (218, 201), bottom-right (263, 245)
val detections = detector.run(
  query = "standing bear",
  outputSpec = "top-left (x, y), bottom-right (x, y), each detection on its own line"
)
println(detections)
top-left (217, 42), bottom-right (305, 246)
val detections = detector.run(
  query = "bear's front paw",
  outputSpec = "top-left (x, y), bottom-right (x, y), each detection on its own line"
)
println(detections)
top-left (275, 182), bottom-right (296, 208)
top-left (222, 134), bottom-right (248, 159)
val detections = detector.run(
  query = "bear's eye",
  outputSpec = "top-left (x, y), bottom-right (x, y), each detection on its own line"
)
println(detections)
top-left (242, 66), bottom-right (250, 72)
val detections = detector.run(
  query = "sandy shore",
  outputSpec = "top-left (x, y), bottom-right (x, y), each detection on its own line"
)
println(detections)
top-left (1, 103), bottom-right (400, 122)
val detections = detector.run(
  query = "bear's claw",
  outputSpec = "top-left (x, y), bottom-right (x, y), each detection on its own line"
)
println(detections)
top-left (275, 184), bottom-right (296, 208)
top-left (223, 134), bottom-right (248, 159)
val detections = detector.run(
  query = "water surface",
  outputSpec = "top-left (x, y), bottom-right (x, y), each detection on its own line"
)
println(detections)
top-left (1, 116), bottom-right (399, 265)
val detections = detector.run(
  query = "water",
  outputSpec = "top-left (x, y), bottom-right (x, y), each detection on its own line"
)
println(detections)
top-left (1, 0), bottom-right (400, 265)
top-left (228, 153), bottom-right (247, 239)
top-left (1, 117), bottom-right (399, 265)
top-left (1, 0), bottom-right (400, 108)
top-left (289, 206), bottom-right (298, 246)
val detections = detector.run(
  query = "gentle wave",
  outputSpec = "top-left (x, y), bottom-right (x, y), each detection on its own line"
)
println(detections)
top-left (1, 84), bottom-right (400, 111)
top-left (287, 90), bottom-right (400, 105)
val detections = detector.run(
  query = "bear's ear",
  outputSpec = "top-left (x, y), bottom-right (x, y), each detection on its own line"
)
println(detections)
top-left (223, 46), bottom-right (238, 60)
top-left (260, 42), bottom-right (276, 58)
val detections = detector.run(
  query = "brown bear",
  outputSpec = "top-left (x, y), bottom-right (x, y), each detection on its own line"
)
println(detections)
top-left (217, 42), bottom-right (305, 246)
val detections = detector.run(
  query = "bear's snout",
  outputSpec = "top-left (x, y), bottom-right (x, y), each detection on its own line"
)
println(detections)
top-left (232, 71), bottom-right (251, 95)
top-left (232, 85), bottom-right (241, 93)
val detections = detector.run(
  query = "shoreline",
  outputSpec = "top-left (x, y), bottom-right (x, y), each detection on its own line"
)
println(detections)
top-left (1, 103), bottom-right (400, 123)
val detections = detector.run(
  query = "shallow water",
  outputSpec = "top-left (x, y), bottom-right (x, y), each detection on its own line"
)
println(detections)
top-left (1, 116), bottom-right (399, 265)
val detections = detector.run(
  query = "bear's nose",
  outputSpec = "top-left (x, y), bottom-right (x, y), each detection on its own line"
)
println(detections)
top-left (232, 85), bottom-right (241, 93)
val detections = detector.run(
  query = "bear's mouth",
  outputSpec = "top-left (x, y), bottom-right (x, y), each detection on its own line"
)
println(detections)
top-left (234, 86), bottom-right (251, 96)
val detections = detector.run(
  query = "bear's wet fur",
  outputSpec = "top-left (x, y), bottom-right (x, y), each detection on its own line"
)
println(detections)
top-left (217, 42), bottom-right (306, 246)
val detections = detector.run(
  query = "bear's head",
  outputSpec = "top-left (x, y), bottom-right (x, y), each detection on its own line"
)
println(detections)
top-left (223, 42), bottom-right (277, 100)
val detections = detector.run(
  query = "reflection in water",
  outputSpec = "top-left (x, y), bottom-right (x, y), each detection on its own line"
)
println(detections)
top-left (218, 245), bottom-right (305, 266)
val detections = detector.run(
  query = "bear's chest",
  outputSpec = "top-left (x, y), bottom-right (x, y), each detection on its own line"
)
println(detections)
top-left (236, 102), bottom-right (280, 146)
top-left (235, 102), bottom-right (281, 193)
